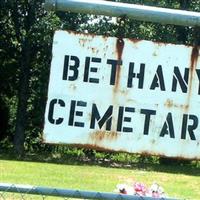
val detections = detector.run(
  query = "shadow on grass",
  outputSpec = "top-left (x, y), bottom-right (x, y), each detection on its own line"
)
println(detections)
top-left (0, 150), bottom-right (200, 177)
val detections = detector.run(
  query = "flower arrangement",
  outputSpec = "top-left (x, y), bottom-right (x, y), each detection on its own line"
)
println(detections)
top-left (115, 182), bottom-right (166, 198)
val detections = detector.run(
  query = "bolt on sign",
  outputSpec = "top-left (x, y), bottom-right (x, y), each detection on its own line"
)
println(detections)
top-left (44, 30), bottom-right (200, 160)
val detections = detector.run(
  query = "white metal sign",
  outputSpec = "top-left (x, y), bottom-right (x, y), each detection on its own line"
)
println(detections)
top-left (44, 30), bottom-right (200, 159)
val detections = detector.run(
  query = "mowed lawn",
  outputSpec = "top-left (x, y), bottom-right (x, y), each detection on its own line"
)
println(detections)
top-left (0, 159), bottom-right (200, 199)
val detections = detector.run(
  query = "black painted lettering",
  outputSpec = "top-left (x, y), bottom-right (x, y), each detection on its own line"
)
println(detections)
top-left (48, 99), bottom-right (65, 125)
top-left (160, 113), bottom-right (175, 138)
top-left (117, 107), bottom-right (135, 132)
top-left (83, 57), bottom-right (101, 83)
top-left (172, 67), bottom-right (189, 93)
top-left (107, 59), bottom-right (122, 85)
top-left (140, 109), bottom-right (156, 135)
top-left (62, 55), bottom-right (79, 81)
top-left (181, 114), bottom-right (198, 140)
top-left (181, 114), bottom-right (188, 140)
top-left (127, 63), bottom-right (145, 88)
top-left (117, 107), bottom-right (123, 132)
top-left (83, 57), bottom-right (90, 82)
top-left (68, 100), bottom-right (76, 126)
top-left (150, 65), bottom-right (166, 91)
top-left (90, 104), bottom-right (113, 130)
top-left (196, 69), bottom-right (200, 95)
top-left (68, 100), bottom-right (87, 127)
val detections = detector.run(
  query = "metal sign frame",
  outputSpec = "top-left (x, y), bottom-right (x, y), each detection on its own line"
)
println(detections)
top-left (44, 0), bottom-right (200, 27)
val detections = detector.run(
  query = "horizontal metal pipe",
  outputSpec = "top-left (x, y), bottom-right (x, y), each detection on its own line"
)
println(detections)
top-left (0, 183), bottom-right (179, 200)
top-left (44, 0), bottom-right (200, 27)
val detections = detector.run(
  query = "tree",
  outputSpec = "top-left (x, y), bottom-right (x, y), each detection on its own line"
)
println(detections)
top-left (0, 0), bottom-right (91, 156)
top-left (0, 0), bottom-right (61, 156)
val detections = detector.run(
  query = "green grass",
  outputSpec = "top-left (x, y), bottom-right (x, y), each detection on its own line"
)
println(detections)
top-left (1, 158), bottom-right (200, 200)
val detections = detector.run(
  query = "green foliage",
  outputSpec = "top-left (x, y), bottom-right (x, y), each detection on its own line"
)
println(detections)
top-left (0, 0), bottom-right (200, 161)
top-left (0, 0), bottom-right (62, 154)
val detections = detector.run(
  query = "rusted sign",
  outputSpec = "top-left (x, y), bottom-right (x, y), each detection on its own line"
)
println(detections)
top-left (44, 30), bottom-right (200, 160)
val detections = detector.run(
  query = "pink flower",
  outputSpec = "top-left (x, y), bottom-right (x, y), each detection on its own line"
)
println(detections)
top-left (152, 191), bottom-right (160, 198)
top-left (148, 182), bottom-right (166, 198)
top-left (115, 184), bottom-right (135, 195)
top-left (116, 184), bottom-right (127, 194)
top-left (115, 182), bottom-right (167, 198)
top-left (134, 182), bottom-right (147, 196)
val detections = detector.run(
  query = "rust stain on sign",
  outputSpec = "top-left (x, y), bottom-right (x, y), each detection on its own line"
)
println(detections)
top-left (164, 99), bottom-right (189, 111)
top-left (180, 104), bottom-right (189, 111)
top-left (114, 38), bottom-right (124, 92)
top-left (90, 130), bottom-right (118, 142)
top-left (164, 99), bottom-right (173, 108)
top-left (79, 38), bottom-right (87, 47)
top-left (128, 38), bottom-right (141, 44)
top-left (190, 46), bottom-right (199, 71)
top-left (188, 46), bottom-right (199, 104)
top-left (116, 38), bottom-right (124, 61)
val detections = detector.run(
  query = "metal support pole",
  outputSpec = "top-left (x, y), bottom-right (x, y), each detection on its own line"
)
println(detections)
top-left (0, 183), bottom-right (179, 200)
top-left (44, 0), bottom-right (200, 27)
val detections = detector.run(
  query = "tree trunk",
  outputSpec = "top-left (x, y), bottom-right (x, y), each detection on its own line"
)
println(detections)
top-left (14, 39), bottom-right (31, 157)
